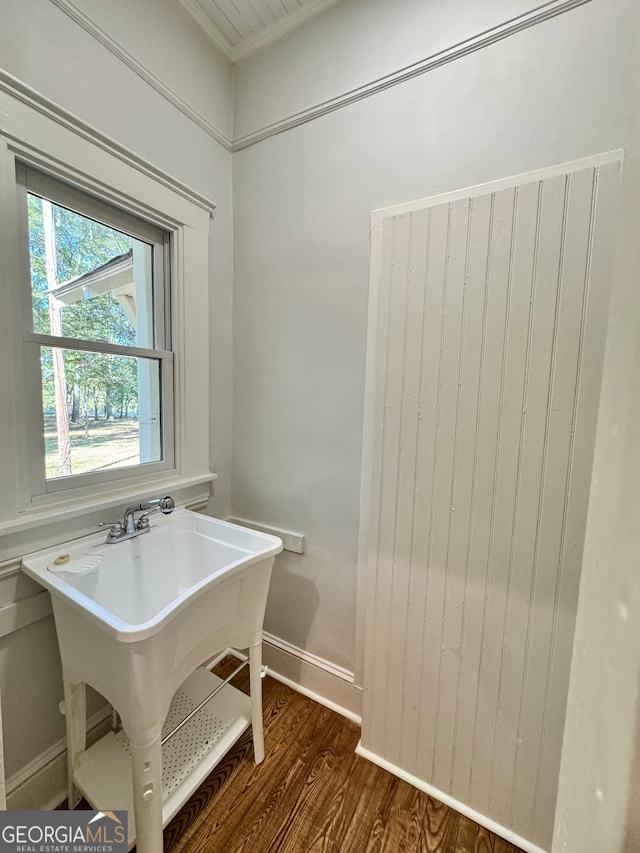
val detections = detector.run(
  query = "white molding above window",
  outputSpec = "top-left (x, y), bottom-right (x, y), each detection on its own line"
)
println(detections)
top-left (0, 86), bottom-right (214, 547)
top-left (0, 70), bottom-right (217, 217)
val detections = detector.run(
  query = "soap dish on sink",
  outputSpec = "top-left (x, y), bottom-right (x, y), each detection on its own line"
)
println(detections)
top-left (48, 554), bottom-right (104, 575)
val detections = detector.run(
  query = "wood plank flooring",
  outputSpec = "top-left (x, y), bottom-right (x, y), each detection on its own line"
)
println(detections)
top-left (160, 659), bottom-right (524, 853)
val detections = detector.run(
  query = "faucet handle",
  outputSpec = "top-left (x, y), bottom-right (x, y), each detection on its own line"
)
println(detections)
top-left (99, 520), bottom-right (125, 534)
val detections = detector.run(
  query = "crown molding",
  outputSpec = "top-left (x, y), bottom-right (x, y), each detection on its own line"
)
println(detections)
top-left (28, 0), bottom-right (594, 154)
top-left (232, 0), bottom-right (594, 151)
top-left (49, 0), bottom-right (232, 152)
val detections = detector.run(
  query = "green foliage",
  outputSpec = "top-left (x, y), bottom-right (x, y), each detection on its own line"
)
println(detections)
top-left (28, 194), bottom-right (141, 419)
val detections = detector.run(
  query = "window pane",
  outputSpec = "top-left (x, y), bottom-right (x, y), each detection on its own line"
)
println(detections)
top-left (41, 347), bottom-right (162, 479)
top-left (28, 194), bottom-right (155, 348)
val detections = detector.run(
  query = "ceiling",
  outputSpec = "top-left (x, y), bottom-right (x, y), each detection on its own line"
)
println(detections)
top-left (179, 0), bottom-right (341, 62)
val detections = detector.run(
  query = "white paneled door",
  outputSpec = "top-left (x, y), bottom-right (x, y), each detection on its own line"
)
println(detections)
top-left (358, 155), bottom-right (621, 852)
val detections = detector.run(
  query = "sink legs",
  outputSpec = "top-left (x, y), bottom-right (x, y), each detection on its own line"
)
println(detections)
top-left (249, 643), bottom-right (265, 765)
top-left (62, 676), bottom-right (86, 809)
top-left (62, 675), bottom-right (163, 853)
top-left (130, 734), bottom-right (164, 853)
top-left (62, 647), bottom-right (265, 852)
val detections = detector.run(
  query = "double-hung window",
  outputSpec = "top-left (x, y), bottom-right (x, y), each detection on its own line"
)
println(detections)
top-left (0, 121), bottom-right (211, 533)
top-left (17, 169), bottom-right (174, 496)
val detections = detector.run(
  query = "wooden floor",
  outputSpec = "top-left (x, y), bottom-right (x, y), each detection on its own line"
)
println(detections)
top-left (158, 659), bottom-right (524, 853)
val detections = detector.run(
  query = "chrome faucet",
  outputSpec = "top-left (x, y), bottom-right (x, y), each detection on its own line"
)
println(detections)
top-left (100, 495), bottom-right (175, 544)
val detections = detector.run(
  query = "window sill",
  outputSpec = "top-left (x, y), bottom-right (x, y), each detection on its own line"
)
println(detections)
top-left (0, 472), bottom-right (217, 537)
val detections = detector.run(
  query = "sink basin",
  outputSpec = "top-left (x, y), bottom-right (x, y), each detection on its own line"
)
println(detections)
top-left (21, 507), bottom-right (283, 853)
top-left (22, 507), bottom-right (282, 642)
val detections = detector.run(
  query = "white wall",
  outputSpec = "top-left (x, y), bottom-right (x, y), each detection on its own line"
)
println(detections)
top-left (69, 0), bottom-right (233, 143)
top-left (553, 27), bottom-right (640, 852)
top-left (233, 0), bottom-right (551, 142)
top-left (231, 0), bottom-right (639, 686)
top-left (0, 0), bottom-right (233, 800)
top-left (1, 0), bottom-right (234, 520)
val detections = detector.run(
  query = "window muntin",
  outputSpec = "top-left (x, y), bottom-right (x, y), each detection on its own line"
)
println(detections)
top-left (18, 168), bottom-right (174, 492)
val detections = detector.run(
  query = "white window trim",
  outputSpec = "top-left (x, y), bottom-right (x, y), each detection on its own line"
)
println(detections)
top-left (17, 166), bottom-right (176, 497)
top-left (0, 107), bottom-right (215, 537)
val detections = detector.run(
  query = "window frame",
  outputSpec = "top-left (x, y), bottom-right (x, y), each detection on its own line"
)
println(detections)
top-left (16, 166), bottom-right (176, 497)
top-left (0, 123), bottom-right (214, 536)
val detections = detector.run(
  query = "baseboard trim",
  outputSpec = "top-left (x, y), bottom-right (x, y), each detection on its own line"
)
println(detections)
top-left (263, 632), bottom-right (353, 682)
top-left (262, 635), bottom-right (362, 724)
top-left (5, 634), bottom-right (361, 809)
top-left (6, 707), bottom-right (112, 810)
top-left (355, 742), bottom-right (548, 853)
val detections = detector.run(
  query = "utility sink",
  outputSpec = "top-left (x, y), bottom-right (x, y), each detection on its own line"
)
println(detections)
top-left (22, 507), bottom-right (282, 642)
top-left (22, 507), bottom-right (282, 853)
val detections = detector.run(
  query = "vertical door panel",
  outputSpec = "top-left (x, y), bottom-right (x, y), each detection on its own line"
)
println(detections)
top-left (360, 157), bottom-right (621, 849)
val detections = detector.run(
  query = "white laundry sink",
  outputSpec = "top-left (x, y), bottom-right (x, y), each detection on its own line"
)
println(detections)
top-left (22, 507), bottom-right (282, 642)
top-left (21, 507), bottom-right (282, 853)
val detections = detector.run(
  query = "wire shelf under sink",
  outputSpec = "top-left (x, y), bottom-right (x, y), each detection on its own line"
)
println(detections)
top-left (72, 666), bottom-right (251, 849)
